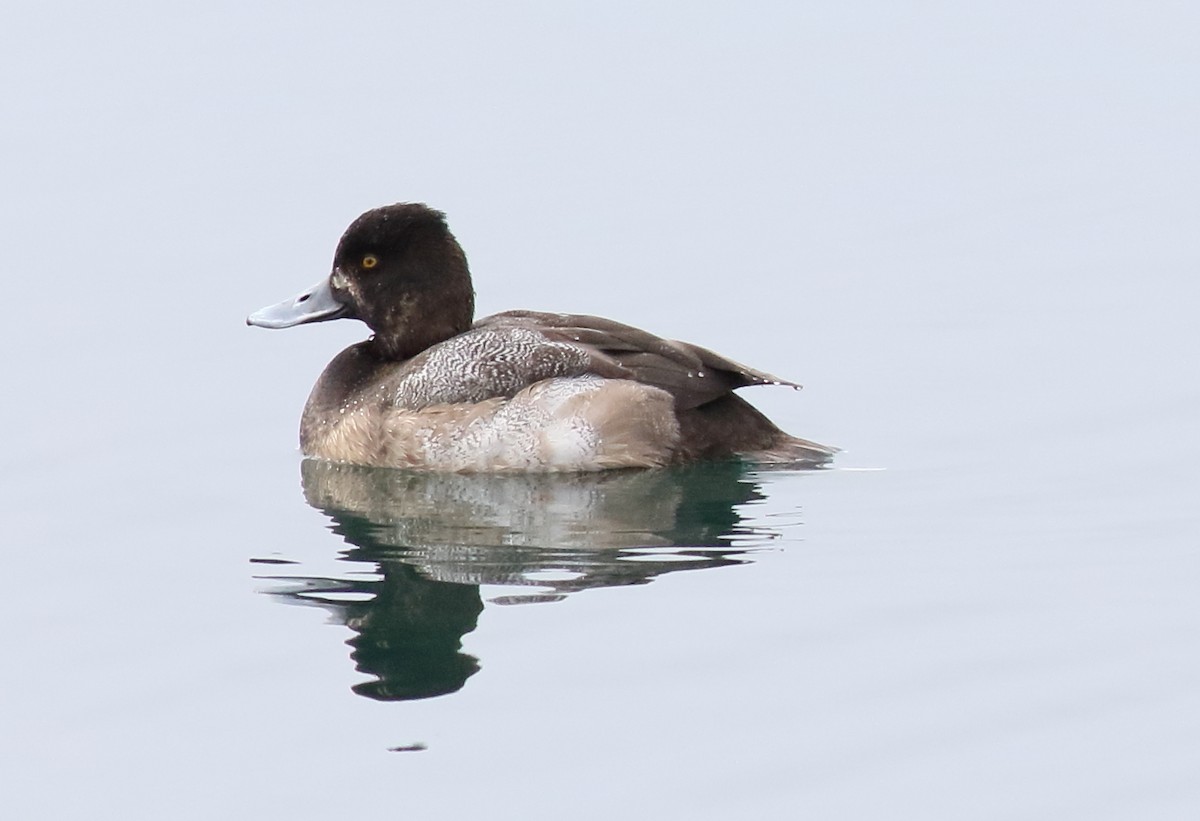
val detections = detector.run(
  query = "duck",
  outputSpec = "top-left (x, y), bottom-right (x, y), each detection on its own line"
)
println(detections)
top-left (247, 203), bottom-right (835, 472)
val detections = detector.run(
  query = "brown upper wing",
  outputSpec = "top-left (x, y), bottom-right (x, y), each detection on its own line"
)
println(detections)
top-left (475, 310), bottom-right (800, 411)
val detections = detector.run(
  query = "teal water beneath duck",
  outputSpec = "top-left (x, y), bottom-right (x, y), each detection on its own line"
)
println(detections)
top-left (260, 460), bottom-right (798, 700)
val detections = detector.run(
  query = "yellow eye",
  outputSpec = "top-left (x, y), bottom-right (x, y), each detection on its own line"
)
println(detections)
top-left (361, 254), bottom-right (379, 269)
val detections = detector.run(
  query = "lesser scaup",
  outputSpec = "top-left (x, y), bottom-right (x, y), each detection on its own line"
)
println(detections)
top-left (247, 203), bottom-right (835, 471)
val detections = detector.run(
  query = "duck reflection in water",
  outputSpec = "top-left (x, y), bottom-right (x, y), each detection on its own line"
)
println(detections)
top-left (257, 459), bottom-right (805, 701)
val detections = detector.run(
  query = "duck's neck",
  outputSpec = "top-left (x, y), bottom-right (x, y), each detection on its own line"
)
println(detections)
top-left (368, 284), bottom-right (475, 361)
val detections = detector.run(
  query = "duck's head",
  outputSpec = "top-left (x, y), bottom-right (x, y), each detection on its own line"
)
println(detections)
top-left (247, 203), bottom-right (475, 359)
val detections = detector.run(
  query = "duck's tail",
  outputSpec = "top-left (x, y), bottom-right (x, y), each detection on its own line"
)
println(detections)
top-left (675, 393), bottom-right (837, 468)
top-left (744, 434), bottom-right (839, 468)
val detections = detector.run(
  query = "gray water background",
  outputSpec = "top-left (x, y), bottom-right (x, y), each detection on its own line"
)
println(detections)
top-left (2, 2), bottom-right (1198, 818)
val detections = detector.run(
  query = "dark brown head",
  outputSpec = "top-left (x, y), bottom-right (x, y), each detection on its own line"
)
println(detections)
top-left (247, 203), bottom-right (475, 360)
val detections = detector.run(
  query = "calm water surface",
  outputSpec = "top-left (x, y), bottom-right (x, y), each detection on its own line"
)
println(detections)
top-left (5, 342), bottom-right (1197, 819)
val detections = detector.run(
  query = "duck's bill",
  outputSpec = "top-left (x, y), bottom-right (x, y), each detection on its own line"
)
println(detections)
top-left (246, 277), bottom-right (349, 329)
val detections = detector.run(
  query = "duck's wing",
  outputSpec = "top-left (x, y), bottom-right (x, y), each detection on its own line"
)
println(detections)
top-left (476, 311), bottom-right (800, 411)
